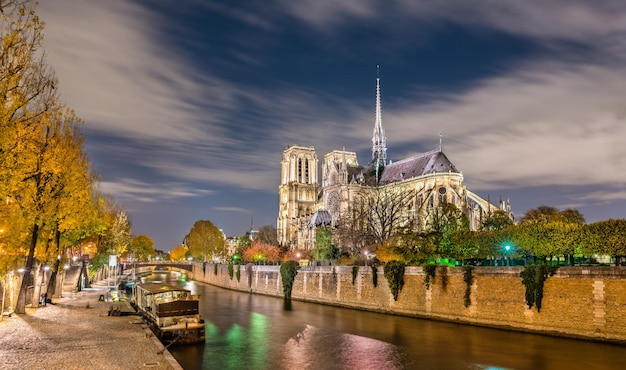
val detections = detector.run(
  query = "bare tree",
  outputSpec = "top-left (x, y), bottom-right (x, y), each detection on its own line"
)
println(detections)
top-left (335, 186), bottom-right (414, 256)
top-left (255, 225), bottom-right (278, 246)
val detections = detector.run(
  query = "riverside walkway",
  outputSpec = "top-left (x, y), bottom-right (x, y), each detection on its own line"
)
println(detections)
top-left (0, 280), bottom-right (182, 370)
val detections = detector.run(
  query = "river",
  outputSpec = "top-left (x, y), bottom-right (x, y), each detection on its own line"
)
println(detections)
top-left (146, 270), bottom-right (624, 370)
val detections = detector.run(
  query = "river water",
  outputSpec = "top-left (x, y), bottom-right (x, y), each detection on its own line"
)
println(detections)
top-left (146, 271), bottom-right (625, 370)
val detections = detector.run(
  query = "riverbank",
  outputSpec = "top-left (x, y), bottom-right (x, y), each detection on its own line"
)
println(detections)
top-left (0, 280), bottom-right (182, 370)
top-left (181, 263), bottom-right (626, 344)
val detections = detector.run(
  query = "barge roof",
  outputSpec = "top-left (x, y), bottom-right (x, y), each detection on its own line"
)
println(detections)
top-left (136, 283), bottom-right (191, 294)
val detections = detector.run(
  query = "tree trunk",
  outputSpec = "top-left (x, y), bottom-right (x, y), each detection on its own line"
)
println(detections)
top-left (16, 223), bottom-right (40, 314)
top-left (47, 230), bottom-right (62, 297)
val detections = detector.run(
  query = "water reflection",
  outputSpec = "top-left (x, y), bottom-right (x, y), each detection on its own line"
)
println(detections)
top-left (283, 324), bottom-right (404, 370)
top-left (143, 272), bottom-right (625, 370)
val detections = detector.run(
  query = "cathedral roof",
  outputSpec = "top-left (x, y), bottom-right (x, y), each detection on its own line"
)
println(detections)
top-left (308, 209), bottom-right (333, 227)
top-left (379, 150), bottom-right (460, 184)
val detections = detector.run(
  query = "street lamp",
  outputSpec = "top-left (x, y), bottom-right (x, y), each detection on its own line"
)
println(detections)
top-left (504, 245), bottom-right (511, 266)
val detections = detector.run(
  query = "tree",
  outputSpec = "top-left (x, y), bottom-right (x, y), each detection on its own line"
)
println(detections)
top-left (87, 196), bottom-right (128, 275)
top-left (519, 206), bottom-right (585, 225)
top-left (335, 186), bottom-right (414, 256)
top-left (519, 206), bottom-right (561, 224)
top-left (187, 220), bottom-right (224, 262)
top-left (255, 225), bottom-right (277, 246)
top-left (481, 210), bottom-right (514, 231)
top-left (169, 245), bottom-right (188, 261)
top-left (126, 235), bottom-right (155, 261)
top-left (424, 203), bottom-right (470, 258)
top-left (237, 233), bottom-right (251, 250)
top-left (1, 0), bottom-right (91, 313)
top-left (242, 241), bottom-right (281, 263)
top-left (515, 206), bottom-right (586, 264)
top-left (363, 187), bottom-right (415, 245)
top-left (334, 200), bottom-right (372, 256)
top-left (584, 219), bottom-right (626, 265)
top-left (447, 230), bottom-right (478, 263)
top-left (311, 226), bottom-right (338, 261)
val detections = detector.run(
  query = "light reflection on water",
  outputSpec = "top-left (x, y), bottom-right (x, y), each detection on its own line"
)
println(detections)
top-left (143, 273), bottom-right (626, 370)
top-left (283, 324), bottom-right (404, 370)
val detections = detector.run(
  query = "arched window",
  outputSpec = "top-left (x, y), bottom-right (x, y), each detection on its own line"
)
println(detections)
top-left (438, 187), bottom-right (447, 204)
top-left (305, 158), bottom-right (309, 183)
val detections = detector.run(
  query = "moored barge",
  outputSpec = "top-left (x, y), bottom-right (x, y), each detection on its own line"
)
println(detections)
top-left (131, 283), bottom-right (205, 344)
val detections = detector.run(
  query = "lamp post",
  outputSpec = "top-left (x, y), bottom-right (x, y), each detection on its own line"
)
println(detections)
top-left (504, 245), bottom-right (511, 266)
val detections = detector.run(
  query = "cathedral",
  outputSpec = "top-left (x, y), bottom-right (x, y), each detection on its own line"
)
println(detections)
top-left (277, 73), bottom-right (512, 250)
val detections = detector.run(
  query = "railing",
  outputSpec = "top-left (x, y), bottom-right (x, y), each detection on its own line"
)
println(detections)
top-left (120, 261), bottom-right (194, 272)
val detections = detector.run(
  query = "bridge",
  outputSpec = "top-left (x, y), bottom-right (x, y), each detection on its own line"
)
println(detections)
top-left (120, 261), bottom-right (194, 272)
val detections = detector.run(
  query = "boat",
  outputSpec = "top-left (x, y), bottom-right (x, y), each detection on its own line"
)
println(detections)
top-left (119, 270), bottom-right (152, 293)
top-left (130, 283), bottom-right (205, 344)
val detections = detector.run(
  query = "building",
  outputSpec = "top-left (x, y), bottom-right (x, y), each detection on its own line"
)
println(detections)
top-left (277, 72), bottom-right (512, 250)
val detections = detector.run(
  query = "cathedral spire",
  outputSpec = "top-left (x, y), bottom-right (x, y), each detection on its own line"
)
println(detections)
top-left (372, 65), bottom-right (387, 167)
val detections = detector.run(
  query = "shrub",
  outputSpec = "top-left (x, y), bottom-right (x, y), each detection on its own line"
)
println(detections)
top-left (214, 263), bottom-right (218, 276)
top-left (236, 263), bottom-right (241, 282)
top-left (280, 260), bottom-right (300, 300)
top-left (423, 263), bottom-right (437, 289)
top-left (371, 265), bottom-right (378, 287)
top-left (440, 265), bottom-right (448, 291)
top-left (352, 265), bottom-right (359, 285)
top-left (462, 266), bottom-right (474, 307)
top-left (520, 264), bottom-right (558, 312)
top-left (383, 260), bottom-right (405, 301)
top-left (228, 262), bottom-right (234, 280)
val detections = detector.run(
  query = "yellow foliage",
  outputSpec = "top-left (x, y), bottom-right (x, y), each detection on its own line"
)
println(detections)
top-left (170, 245), bottom-right (188, 261)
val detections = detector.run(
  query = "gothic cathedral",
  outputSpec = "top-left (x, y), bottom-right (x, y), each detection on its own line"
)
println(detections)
top-left (277, 72), bottom-right (513, 250)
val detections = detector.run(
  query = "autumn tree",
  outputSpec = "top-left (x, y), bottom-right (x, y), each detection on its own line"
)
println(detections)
top-left (187, 220), bottom-right (224, 262)
top-left (0, 0), bottom-right (98, 313)
top-left (242, 241), bottom-right (281, 263)
top-left (169, 245), bottom-right (187, 261)
top-left (126, 235), bottom-right (156, 261)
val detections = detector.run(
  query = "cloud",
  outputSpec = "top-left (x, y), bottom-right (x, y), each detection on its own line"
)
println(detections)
top-left (279, 0), bottom-right (626, 44)
top-left (381, 61), bottom-right (626, 190)
top-left (98, 179), bottom-right (214, 203)
top-left (574, 189), bottom-right (626, 203)
top-left (37, 0), bottom-right (626, 206)
top-left (38, 0), bottom-right (238, 144)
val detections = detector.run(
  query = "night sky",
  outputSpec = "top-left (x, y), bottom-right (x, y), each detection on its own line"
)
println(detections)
top-left (37, 1), bottom-right (626, 251)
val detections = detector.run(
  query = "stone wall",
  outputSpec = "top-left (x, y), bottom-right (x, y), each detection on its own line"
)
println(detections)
top-left (183, 263), bottom-right (626, 343)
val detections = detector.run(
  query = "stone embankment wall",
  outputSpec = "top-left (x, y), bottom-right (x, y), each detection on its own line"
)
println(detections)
top-left (176, 264), bottom-right (626, 343)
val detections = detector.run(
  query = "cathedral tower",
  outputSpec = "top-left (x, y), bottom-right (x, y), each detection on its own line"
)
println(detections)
top-left (277, 145), bottom-right (319, 247)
